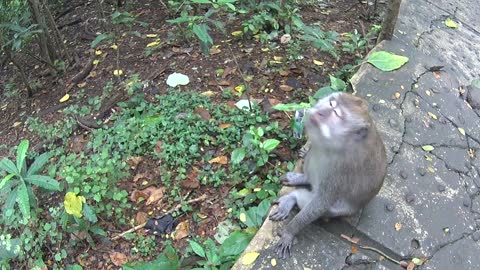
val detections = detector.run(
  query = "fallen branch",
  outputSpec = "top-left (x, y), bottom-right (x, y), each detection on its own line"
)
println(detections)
top-left (340, 234), bottom-right (408, 268)
top-left (111, 194), bottom-right (207, 241)
top-left (67, 56), bottom-right (95, 91)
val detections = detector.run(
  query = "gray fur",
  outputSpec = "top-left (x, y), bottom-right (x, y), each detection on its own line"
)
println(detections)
top-left (269, 92), bottom-right (387, 258)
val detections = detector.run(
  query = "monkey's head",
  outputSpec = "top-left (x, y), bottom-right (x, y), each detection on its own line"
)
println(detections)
top-left (305, 92), bottom-right (371, 147)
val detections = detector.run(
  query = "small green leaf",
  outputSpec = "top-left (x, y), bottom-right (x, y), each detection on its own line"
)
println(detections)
top-left (231, 148), bottom-right (246, 164)
top-left (444, 18), bottom-right (457, 28)
top-left (16, 140), bottom-right (29, 173)
top-left (91, 33), bottom-right (109, 48)
top-left (273, 102), bottom-right (311, 111)
top-left (0, 158), bottom-right (18, 175)
top-left (24, 175), bottom-right (61, 191)
top-left (314, 86), bottom-right (336, 99)
top-left (189, 240), bottom-right (206, 258)
top-left (329, 75), bottom-right (346, 91)
top-left (422, 145), bottom-right (434, 152)
top-left (261, 139), bottom-right (280, 152)
top-left (17, 182), bottom-right (31, 222)
top-left (367, 51), bottom-right (409, 71)
top-left (27, 151), bottom-right (53, 176)
top-left (0, 173), bottom-right (15, 190)
top-left (82, 203), bottom-right (98, 223)
top-left (219, 231), bottom-right (253, 257)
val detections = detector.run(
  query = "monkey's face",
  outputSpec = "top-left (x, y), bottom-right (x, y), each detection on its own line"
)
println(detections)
top-left (305, 93), bottom-right (370, 146)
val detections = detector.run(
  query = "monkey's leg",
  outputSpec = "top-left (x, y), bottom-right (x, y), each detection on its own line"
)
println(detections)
top-left (280, 172), bottom-right (310, 186)
top-left (275, 196), bottom-right (330, 258)
top-left (325, 200), bottom-right (358, 217)
top-left (269, 189), bottom-right (312, 221)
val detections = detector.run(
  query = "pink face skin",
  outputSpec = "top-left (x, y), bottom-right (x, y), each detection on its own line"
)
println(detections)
top-left (306, 93), bottom-right (344, 140)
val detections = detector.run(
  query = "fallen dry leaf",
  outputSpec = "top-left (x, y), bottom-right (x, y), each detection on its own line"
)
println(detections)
top-left (433, 71), bottom-right (442, 79)
top-left (210, 46), bottom-right (221, 55)
top-left (222, 66), bottom-right (237, 78)
top-left (280, 84), bottom-right (294, 92)
top-left (241, 252), bottom-right (260, 265)
top-left (132, 173), bottom-right (151, 183)
top-left (174, 220), bottom-right (190, 240)
top-left (126, 156), bottom-right (143, 169)
top-left (181, 169), bottom-right (200, 189)
top-left (394, 222), bottom-right (402, 231)
top-left (406, 261), bottom-right (415, 270)
top-left (144, 186), bottom-right (165, 205)
top-left (154, 141), bottom-right (163, 155)
top-left (194, 107), bottom-right (211, 121)
top-left (110, 252), bottom-right (128, 266)
top-left (208, 156), bottom-right (228, 165)
top-left (217, 80), bottom-right (230, 86)
top-left (219, 123), bottom-right (232, 129)
top-left (135, 211), bottom-right (148, 225)
top-left (279, 70), bottom-right (289, 76)
top-left (130, 190), bottom-right (149, 203)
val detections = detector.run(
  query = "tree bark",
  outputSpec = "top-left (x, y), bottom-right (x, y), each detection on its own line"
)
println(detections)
top-left (27, 0), bottom-right (56, 66)
top-left (377, 0), bottom-right (402, 43)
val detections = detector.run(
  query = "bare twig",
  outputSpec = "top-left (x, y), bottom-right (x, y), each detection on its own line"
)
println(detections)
top-left (340, 234), bottom-right (403, 266)
top-left (111, 193), bottom-right (207, 241)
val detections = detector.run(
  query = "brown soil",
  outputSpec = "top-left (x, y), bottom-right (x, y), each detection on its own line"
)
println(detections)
top-left (0, 0), bottom-right (382, 268)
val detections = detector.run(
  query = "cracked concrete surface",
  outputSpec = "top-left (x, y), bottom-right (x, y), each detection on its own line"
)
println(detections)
top-left (231, 0), bottom-right (480, 269)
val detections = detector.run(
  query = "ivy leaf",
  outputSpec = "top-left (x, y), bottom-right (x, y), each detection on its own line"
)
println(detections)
top-left (329, 75), bottom-right (346, 91)
top-left (231, 148), bottom-right (246, 164)
top-left (189, 240), bottom-right (205, 258)
top-left (219, 231), bottom-right (253, 257)
top-left (367, 51), bottom-right (409, 71)
top-left (261, 139), bottom-right (280, 152)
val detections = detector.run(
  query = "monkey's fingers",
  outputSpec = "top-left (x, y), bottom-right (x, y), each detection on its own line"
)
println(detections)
top-left (269, 208), bottom-right (290, 221)
top-left (274, 238), bottom-right (292, 259)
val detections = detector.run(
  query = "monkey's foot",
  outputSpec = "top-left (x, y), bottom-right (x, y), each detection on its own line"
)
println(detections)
top-left (269, 195), bottom-right (295, 221)
top-left (274, 233), bottom-right (294, 259)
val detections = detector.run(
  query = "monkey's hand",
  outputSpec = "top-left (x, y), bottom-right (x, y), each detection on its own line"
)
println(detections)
top-left (274, 231), bottom-right (294, 259)
top-left (280, 172), bottom-right (310, 186)
top-left (270, 193), bottom-right (296, 221)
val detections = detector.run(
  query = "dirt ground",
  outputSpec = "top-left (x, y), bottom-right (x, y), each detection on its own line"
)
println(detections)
top-left (0, 0), bottom-right (383, 268)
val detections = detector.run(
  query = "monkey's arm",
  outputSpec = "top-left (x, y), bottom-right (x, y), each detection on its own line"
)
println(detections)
top-left (280, 172), bottom-right (310, 186)
top-left (275, 195), bottom-right (332, 258)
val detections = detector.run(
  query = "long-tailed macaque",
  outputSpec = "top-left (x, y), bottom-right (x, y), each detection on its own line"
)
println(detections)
top-left (270, 92), bottom-right (387, 258)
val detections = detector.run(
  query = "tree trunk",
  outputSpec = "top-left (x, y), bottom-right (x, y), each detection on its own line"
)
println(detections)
top-left (27, 0), bottom-right (56, 66)
top-left (377, 0), bottom-right (402, 43)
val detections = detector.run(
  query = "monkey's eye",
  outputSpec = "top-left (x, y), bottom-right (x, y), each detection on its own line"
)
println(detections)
top-left (330, 99), bottom-right (337, 108)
